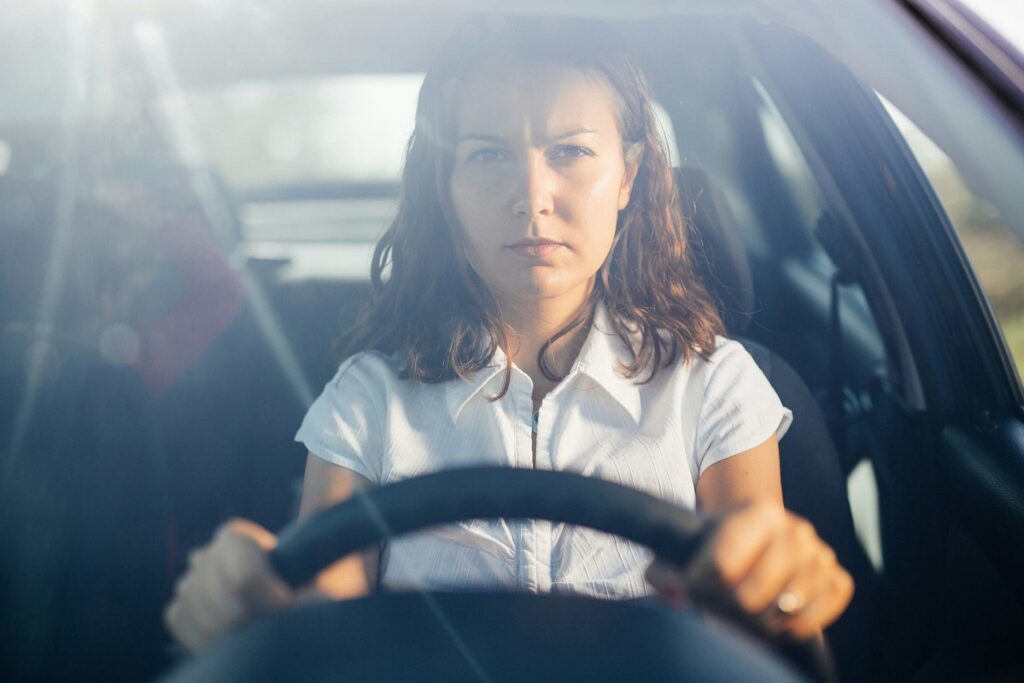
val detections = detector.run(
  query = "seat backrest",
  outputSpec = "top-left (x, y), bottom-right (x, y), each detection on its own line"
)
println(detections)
top-left (675, 168), bottom-right (755, 336)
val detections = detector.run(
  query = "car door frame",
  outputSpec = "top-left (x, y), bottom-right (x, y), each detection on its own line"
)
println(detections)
top-left (732, 11), bottom-right (1024, 679)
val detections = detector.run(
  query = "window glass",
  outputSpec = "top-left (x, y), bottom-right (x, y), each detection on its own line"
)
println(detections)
top-left (166, 74), bottom-right (423, 189)
top-left (161, 75), bottom-right (421, 243)
top-left (881, 95), bottom-right (1024, 383)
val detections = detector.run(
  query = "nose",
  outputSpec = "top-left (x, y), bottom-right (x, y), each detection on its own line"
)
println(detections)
top-left (511, 153), bottom-right (555, 219)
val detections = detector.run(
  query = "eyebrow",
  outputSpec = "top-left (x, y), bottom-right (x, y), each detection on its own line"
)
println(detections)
top-left (456, 128), bottom-right (598, 145)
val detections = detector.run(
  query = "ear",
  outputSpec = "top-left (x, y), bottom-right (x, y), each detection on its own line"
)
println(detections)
top-left (617, 143), bottom-right (643, 211)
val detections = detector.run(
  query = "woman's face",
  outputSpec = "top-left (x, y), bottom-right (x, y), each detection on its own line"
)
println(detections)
top-left (449, 63), bottom-right (639, 310)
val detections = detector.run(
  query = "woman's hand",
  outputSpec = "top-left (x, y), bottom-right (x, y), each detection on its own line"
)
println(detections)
top-left (645, 499), bottom-right (854, 641)
top-left (163, 518), bottom-right (299, 653)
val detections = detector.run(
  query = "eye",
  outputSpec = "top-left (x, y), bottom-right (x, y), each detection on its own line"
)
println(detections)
top-left (466, 147), bottom-right (509, 162)
top-left (550, 144), bottom-right (595, 159)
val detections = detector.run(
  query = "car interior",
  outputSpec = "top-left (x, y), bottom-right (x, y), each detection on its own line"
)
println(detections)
top-left (2, 3), bottom-right (1023, 682)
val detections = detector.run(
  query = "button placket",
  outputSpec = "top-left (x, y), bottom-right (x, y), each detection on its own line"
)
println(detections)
top-left (514, 370), bottom-right (538, 593)
top-left (536, 396), bottom-right (554, 592)
top-left (534, 387), bottom-right (561, 592)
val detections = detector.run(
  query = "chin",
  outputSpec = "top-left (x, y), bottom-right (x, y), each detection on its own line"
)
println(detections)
top-left (503, 272), bottom-right (590, 303)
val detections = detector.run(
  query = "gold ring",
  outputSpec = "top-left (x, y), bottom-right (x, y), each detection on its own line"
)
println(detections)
top-left (775, 590), bottom-right (807, 616)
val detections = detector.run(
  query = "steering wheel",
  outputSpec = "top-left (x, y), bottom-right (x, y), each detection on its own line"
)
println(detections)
top-left (162, 468), bottom-right (832, 682)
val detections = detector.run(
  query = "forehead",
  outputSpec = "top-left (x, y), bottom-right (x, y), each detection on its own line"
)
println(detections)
top-left (453, 63), bottom-right (623, 141)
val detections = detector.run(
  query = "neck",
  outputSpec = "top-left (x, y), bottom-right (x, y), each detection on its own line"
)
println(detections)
top-left (497, 282), bottom-right (595, 382)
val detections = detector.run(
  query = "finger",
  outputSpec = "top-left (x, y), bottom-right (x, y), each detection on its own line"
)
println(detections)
top-left (174, 540), bottom-right (245, 648)
top-left (183, 535), bottom-right (253, 632)
top-left (644, 560), bottom-right (689, 606)
top-left (218, 531), bottom-right (292, 614)
top-left (778, 570), bottom-right (855, 641)
top-left (201, 544), bottom-right (250, 628)
top-left (164, 599), bottom-right (204, 652)
top-left (645, 559), bottom-right (683, 593)
top-left (223, 518), bottom-right (278, 552)
top-left (690, 501), bottom-right (786, 593)
top-left (733, 518), bottom-right (819, 615)
top-left (213, 521), bottom-right (292, 614)
top-left (165, 587), bottom-right (216, 652)
top-left (243, 563), bottom-right (293, 614)
top-left (756, 547), bottom-right (837, 635)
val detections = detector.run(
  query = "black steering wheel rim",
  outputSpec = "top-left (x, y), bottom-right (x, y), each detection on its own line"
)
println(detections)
top-left (269, 466), bottom-right (713, 587)
top-left (164, 467), bottom-right (832, 682)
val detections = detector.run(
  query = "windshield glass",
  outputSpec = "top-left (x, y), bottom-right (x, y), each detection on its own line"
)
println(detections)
top-left (3, 2), bottom-right (1024, 681)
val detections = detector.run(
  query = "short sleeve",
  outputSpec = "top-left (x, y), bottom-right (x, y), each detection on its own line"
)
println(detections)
top-left (694, 338), bottom-right (793, 477)
top-left (294, 353), bottom-right (386, 484)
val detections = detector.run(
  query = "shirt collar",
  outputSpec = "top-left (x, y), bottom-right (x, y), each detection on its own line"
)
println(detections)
top-left (445, 301), bottom-right (642, 425)
top-left (444, 349), bottom-right (507, 426)
top-left (572, 301), bottom-right (643, 424)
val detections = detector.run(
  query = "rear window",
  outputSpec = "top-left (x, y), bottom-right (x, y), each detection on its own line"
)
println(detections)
top-left (164, 74), bottom-right (423, 190)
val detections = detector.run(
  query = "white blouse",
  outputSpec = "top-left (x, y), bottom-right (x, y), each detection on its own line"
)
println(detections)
top-left (295, 302), bottom-right (792, 600)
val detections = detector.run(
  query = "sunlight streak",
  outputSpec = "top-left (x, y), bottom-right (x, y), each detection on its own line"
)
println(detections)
top-left (5, 0), bottom-right (93, 463)
top-left (132, 20), bottom-right (315, 409)
top-left (133, 22), bottom-right (493, 675)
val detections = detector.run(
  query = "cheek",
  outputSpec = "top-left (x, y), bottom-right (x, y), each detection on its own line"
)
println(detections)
top-left (449, 174), bottom-right (502, 273)
top-left (581, 163), bottom-right (626, 212)
top-left (451, 170), bottom-right (504, 229)
top-left (567, 166), bottom-right (623, 253)
top-left (450, 175), bottom-right (484, 237)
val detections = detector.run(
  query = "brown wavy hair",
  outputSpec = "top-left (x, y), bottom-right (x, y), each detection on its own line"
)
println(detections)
top-left (339, 15), bottom-right (723, 395)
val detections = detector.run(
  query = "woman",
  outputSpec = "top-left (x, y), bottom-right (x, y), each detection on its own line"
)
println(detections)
top-left (164, 16), bottom-right (853, 654)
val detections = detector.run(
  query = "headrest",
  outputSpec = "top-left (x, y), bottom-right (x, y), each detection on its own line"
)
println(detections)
top-left (674, 167), bottom-right (754, 336)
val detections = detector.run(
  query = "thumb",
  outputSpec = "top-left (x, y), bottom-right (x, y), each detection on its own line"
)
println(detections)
top-left (225, 518), bottom-right (278, 552)
top-left (218, 519), bottom-right (293, 614)
top-left (645, 559), bottom-right (691, 607)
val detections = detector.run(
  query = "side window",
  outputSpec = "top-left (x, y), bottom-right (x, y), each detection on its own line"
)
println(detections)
top-left (881, 96), bottom-right (1024, 385)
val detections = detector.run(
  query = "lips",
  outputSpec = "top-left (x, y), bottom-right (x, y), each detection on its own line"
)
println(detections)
top-left (505, 238), bottom-right (563, 258)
